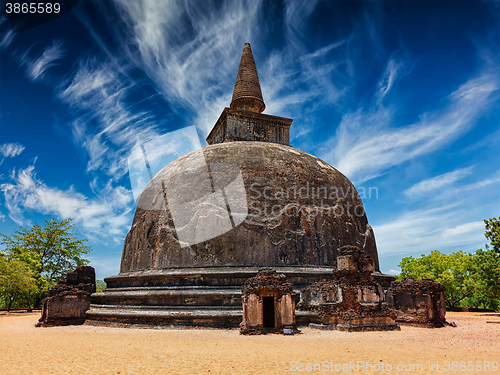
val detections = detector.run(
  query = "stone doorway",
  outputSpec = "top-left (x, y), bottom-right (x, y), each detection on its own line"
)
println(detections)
top-left (240, 269), bottom-right (296, 334)
top-left (262, 296), bottom-right (275, 328)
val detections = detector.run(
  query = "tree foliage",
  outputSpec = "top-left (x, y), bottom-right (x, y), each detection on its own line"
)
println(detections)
top-left (0, 217), bottom-right (90, 308)
top-left (0, 254), bottom-right (37, 311)
top-left (484, 217), bottom-right (500, 254)
top-left (95, 280), bottom-right (107, 293)
top-left (469, 248), bottom-right (500, 310)
top-left (398, 250), bottom-right (476, 308)
top-left (398, 217), bottom-right (500, 311)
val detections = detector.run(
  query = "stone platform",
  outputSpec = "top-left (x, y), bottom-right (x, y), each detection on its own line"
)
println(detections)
top-left (85, 266), bottom-right (393, 327)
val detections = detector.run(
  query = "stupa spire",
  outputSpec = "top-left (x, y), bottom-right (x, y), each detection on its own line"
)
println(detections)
top-left (230, 43), bottom-right (266, 113)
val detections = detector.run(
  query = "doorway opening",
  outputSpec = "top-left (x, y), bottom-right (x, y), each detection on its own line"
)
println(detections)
top-left (262, 296), bottom-right (275, 328)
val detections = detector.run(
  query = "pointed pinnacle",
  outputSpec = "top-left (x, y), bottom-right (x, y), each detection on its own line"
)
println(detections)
top-left (230, 43), bottom-right (266, 113)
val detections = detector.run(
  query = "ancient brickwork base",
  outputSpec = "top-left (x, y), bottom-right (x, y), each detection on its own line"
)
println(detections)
top-left (386, 278), bottom-right (446, 328)
top-left (297, 246), bottom-right (399, 332)
top-left (36, 266), bottom-right (96, 327)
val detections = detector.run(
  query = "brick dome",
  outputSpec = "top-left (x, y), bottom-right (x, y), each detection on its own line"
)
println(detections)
top-left (120, 141), bottom-right (379, 273)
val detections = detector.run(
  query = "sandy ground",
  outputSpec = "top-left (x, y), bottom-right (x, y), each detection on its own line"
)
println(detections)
top-left (0, 312), bottom-right (498, 375)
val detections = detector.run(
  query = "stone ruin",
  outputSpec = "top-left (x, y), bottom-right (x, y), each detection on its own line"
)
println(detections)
top-left (240, 269), bottom-right (296, 335)
top-left (386, 278), bottom-right (446, 328)
top-left (36, 266), bottom-right (96, 327)
top-left (86, 43), bottom-right (388, 328)
top-left (297, 246), bottom-right (399, 332)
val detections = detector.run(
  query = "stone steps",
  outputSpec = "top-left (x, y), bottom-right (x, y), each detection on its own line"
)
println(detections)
top-left (85, 304), bottom-right (315, 327)
top-left (90, 287), bottom-right (243, 307)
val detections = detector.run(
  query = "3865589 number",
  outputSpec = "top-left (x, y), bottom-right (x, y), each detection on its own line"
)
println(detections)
top-left (443, 361), bottom-right (498, 372)
top-left (5, 2), bottom-right (61, 14)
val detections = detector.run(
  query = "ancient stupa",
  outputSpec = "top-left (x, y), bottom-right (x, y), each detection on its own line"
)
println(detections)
top-left (86, 43), bottom-right (392, 327)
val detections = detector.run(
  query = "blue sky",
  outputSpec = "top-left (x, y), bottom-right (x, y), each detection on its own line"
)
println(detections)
top-left (0, 0), bottom-right (499, 280)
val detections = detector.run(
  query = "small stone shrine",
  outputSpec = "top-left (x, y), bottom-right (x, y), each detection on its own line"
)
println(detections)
top-left (240, 269), bottom-right (296, 335)
top-left (36, 266), bottom-right (95, 327)
top-left (386, 278), bottom-right (446, 328)
top-left (297, 246), bottom-right (399, 332)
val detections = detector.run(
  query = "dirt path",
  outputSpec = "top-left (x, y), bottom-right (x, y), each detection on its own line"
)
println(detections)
top-left (1, 312), bottom-right (498, 374)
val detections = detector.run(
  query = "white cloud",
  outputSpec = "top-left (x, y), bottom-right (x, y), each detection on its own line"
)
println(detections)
top-left (376, 56), bottom-right (406, 104)
top-left (0, 165), bottom-right (134, 242)
top-left (403, 166), bottom-right (474, 198)
top-left (0, 142), bottom-right (25, 165)
top-left (111, 0), bottom-right (346, 140)
top-left (60, 0), bottom-right (341, 179)
top-left (58, 58), bottom-right (161, 178)
top-left (114, 0), bottom-right (265, 135)
top-left (441, 221), bottom-right (485, 240)
top-left (373, 168), bottom-right (500, 257)
top-left (60, 0), bottom-right (365, 179)
top-left (0, 142), bottom-right (25, 158)
top-left (373, 204), bottom-right (485, 256)
top-left (283, 0), bottom-right (320, 51)
top-left (0, 16), bottom-right (14, 50)
top-left (321, 68), bottom-right (498, 184)
top-left (462, 174), bottom-right (500, 191)
top-left (21, 40), bottom-right (65, 81)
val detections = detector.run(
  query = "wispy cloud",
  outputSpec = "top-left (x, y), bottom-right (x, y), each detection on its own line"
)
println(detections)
top-left (58, 57), bottom-right (161, 178)
top-left (373, 204), bottom-right (486, 256)
top-left (373, 171), bottom-right (500, 256)
top-left (375, 54), bottom-right (410, 105)
top-left (403, 166), bottom-right (474, 198)
top-left (20, 40), bottom-right (64, 81)
top-left (0, 142), bottom-right (25, 164)
top-left (462, 174), bottom-right (500, 191)
top-left (0, 16), bottom-right (14, 50)
top-left (62, 0), bottom-right (361, 178)
top-left (283, 0), bottom-right (320, 51)
top-left (0, 142), bottom-right (24, 158)
top-left (441, 221), bottom-right (485, 240)
top-left (321, 66), bottom-right (498, 183)
top-left (60, 0), bottom-right (338, 180)
top-left (114, 0), bottom-right (265, 135)
top-left (0, 165), bottom-right (133, 241)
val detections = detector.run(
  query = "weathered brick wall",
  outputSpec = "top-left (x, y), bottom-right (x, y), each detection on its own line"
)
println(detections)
top-left (386, 278), bottom-right (446, 328)
top-left (36, 266), bottom-right (96, 327)
top-left (206, 108), bottom-right (292, 146)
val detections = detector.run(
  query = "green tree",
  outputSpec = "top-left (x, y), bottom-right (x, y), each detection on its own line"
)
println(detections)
top-left (398, 217), bottom-right (500, 311)
top-left (0, 217), bottom-right (90, 307)
top-left (0, 254), bottom-right (37, 311)
top-left (95, 280), bottom-right (107, 293)
top-left (469, 248), bottom-right (500, 310)
top-left (484, 217), bottom-right (500, 254)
